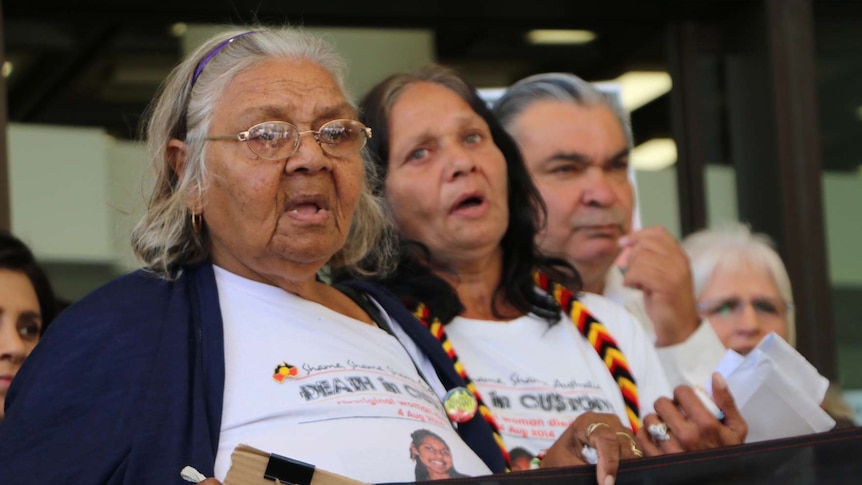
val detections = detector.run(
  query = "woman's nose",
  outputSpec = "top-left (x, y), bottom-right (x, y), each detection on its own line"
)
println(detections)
top-left (735, 303), bottom-right (763, 335)
top-left (0, 323), bottom-right (27, 364)
top-left (284, 133), bottom-right (333, 175)
top-left (444, 145), bottom-right (477, 181)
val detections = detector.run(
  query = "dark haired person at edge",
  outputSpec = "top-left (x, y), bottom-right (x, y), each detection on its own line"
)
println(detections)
top-left (338, 64), bottom-right (747, 485)
top-left (0, 231), bottom-right (58, 423)
top-left (411, 429), bottom-right (469, 480)
top-left (0, 29), bottom-right (519, 484)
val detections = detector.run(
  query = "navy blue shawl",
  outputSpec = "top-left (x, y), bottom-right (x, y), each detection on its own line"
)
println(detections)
top-left (0, 264), bottom-right (506, 484)
top-left (0, 263), bottom-right (224, 484)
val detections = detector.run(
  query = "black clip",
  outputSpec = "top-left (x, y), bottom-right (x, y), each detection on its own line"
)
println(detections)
top-left (264, 453), bottom-right (316, 485)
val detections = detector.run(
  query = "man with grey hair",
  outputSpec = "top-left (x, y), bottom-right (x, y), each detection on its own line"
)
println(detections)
top-left (494, 73), bottom-right (724, 387)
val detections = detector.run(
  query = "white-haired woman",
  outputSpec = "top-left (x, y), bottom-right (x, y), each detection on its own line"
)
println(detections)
top-left (683, 222), bottom-right (855, 427)
top-left (0, 28), bottom-right (503, 484)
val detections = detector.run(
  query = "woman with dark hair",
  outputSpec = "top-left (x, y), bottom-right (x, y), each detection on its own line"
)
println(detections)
top-left (410, 429), bottom-right (468, 480)
top-left (0, 231), bottom-right (57, 422)
top-left (355, 66), bottom-right (572, 326)
top-left (339, 65), bottom-right (747, 484)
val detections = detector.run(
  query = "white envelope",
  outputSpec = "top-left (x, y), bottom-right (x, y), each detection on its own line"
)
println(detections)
top-left (707, 333), bottom-right (835, 443)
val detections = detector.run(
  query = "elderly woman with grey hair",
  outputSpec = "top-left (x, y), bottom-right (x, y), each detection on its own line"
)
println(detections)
top-left (683, 222), bottom-right (854, 426)
top-left (0, 28), bottom-right (502, 484)
top-left (683, 223), bottom-right (795, 353)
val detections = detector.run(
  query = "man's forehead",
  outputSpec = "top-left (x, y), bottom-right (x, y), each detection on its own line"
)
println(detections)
top-left (515, 101), bottom-right (619, 139)
top-left (518, 106), bottom-right (624, 156)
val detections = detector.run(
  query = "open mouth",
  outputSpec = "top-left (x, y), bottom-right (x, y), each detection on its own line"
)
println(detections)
top-left (450, 192), bottom-right (486, 213)
top-left (288, 202), bottom-right (324, 214)
top-left (287, 195), bottom-right (329, 211)
top-left (285, 194), bottom-right (330, 219)
top-left (456, 196), bottom-right (483, 209)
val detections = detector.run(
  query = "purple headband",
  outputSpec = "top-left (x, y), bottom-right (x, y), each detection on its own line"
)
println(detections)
top-left (191, 31), bottom-right (259, 86)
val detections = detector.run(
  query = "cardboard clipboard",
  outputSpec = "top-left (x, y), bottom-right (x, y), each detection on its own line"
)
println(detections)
top-left (223, 444), bottom-right (371, 485)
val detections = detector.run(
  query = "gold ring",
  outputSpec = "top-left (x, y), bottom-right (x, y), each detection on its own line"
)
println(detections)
top-left (586, 422), bottom-right (610, 439)
top-left (615, 431), bottom-right (643, 458)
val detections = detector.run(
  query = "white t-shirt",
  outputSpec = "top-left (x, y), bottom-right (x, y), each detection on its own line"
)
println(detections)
top-left (444, 292), bottom-right (671, 456)
top-left (213, 266), bottom-right (491, 482)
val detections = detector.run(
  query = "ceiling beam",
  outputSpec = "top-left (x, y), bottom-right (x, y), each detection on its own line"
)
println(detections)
top-left (9, 25), bottom-right (119, 121)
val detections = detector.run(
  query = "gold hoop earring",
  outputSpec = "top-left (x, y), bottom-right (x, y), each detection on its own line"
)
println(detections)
top-left (191, 212), bottom-right (203, 233)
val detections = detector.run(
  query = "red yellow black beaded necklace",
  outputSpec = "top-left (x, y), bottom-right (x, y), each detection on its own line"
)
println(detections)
top-left (411, 271), bottom-right (642, 468)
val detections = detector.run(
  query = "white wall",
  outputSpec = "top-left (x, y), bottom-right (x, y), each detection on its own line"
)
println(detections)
top-left (8, 124), bottom-right (113, 262)
top-left (106, 138), bottom-right (150, 271)
top-left (823, 172), bottom-right (862, 286)
top-left (633, 164), bottom-right (739, 240)
top-left (8, 125), bottom-right (149, 269)
top-left (633, 168), bottom-right (681, 238)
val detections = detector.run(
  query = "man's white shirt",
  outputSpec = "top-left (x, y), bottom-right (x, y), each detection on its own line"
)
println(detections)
top-left (603, 267), bottom-right (725, 388)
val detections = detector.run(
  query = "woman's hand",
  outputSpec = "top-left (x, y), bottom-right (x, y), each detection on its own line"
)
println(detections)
top-left (542, 412), bottom-right (642, 485)
top-left (637, 372), bottom-right (748, 455)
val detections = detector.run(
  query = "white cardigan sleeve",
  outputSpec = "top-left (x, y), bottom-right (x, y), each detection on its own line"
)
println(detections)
top-left (655, 320), bottom-right (727, 389)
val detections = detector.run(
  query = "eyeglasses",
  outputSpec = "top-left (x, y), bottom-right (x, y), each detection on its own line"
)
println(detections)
top-left (206, 119), bottom-right (372, 160)
top-left (696, 296), bottom-right (793, 320)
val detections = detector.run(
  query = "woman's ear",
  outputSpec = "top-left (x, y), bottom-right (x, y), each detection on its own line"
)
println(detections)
top-left (168, 138), bottom-right (202, 212)
top-left (167, 138), bottom-right (187, 176)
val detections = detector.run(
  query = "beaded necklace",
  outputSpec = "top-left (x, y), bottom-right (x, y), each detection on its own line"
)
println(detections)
top-left (411, 302), bottom-right (512, 470)
top-left (533, 271), bottom-right (641, 433)
top-left (411, 271), bottom-right (641, 469)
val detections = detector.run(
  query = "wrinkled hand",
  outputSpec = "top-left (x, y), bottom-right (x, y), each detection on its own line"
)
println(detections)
top-left (543, 412), bottom-right (642, 485)
top-left (637, 373), bottom-right (747, 455)
top-left (616, 227), bottom-right (699, 347)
